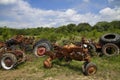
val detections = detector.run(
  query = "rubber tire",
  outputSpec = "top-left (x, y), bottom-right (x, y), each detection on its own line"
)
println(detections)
top-left (88, 44), bottom-right (97, 56)
top-left (0, 53), bottom-right (17, 70)
top-left (99, 33), bottom-right (120, 45)
top-left (33, 39), bottom-right (52, 57)
top-left (82, 62), bottom-right (97, 76)
top-left (102, 43), bottom-right (119, 57)
top-left (33, 39), bottom-right (52, 50)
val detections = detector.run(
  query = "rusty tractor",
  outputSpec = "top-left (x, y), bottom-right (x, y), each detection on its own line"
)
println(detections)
top-left (0, 35), bottom-right (53, 70)
top-left (43, 43), bottom-right (97, 75)
top-left (5, 35), bottom-right (35, 52)
top-left (0, 44), bottom-right (26, 70)
top-left (0, 35), bottom-right (34, 70)
top-left (85, 33), bottom-right (120, 57)
top-left (33, 37), bottom-right (96, 58)
top-left (77, 33), bottom-right (119, 56)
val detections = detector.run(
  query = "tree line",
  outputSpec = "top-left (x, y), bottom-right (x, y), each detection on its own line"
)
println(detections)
top-left (0, 20), bottom-right (120, 42)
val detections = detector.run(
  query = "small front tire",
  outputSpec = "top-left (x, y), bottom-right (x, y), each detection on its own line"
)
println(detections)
top-left (82, 62), bottom-right (97, 76)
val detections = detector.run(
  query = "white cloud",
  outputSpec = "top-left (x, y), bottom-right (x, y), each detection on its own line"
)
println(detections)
top-left (0, 0), bottom-right (120, 28)
top-left (99, 7), bottom-right (120, 21)
top-left (99, 7), bottom-right (116, 15)
top-left (0, 0), bottom-right (18, 5)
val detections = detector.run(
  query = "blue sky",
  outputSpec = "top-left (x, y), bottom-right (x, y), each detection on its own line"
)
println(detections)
top-left (0, 0), bottom-right (120, 28)
top-left (28, 0), bottom-right (109, 13)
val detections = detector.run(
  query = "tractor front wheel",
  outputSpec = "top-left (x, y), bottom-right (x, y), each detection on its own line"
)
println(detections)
top-left (82, 62), bottom-right (97, 76)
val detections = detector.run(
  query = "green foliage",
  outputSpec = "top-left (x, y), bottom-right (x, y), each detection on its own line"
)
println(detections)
top-left (77, 23), bottom-right (91, 32)
top-left (93, 21), bottom-right (110, 31)
top-left (2, 26), bottom-right (13, 41)
top-left (0, 20), bottom-right (120, 42)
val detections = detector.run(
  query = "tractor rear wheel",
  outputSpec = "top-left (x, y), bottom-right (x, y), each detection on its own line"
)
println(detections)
top-left (0, 53), bottom-right (17, 70)
top-left (33, 39), bottom-right (52, 57)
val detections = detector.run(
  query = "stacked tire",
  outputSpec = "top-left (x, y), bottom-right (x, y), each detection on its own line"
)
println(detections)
top-left (99, 33), bottom-right (120, 56)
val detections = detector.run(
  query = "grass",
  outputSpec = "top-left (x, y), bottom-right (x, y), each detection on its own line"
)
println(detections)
top-left (92, 55), bottom-right (120, 80)
top-left (0, 54), bottom-right (120, 80)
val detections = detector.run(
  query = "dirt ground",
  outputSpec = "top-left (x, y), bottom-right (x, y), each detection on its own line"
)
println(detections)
top-left (0, 70), bottom-right (105, 80)
top-left (0, 55), bottom-right (120, 80)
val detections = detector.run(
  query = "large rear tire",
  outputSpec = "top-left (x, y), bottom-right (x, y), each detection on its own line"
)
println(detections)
top-left (0, 53), bottom-right (17, 70)
top-left (102, 43), bottom-right (119, 56)
top-left (33, 39), bottom-right (52, 57)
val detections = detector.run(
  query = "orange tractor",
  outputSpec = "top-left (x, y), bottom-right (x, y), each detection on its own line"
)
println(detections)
top-left (33, 39), bottom-right (97, 76)
top-left (0, 35), bottom-right (34, 70)
top-left (0, 35), bottom-right (53, 70)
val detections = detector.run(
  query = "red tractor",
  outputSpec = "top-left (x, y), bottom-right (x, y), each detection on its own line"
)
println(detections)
top-left (85, 33), bottom-right (120, 57)
top-left (0, 35), bottom-right (33, 70)
top-left (33, 39), bottom-right (97, 76)
top-left (0, 43), bottom-right (26, 70)
top-left (0, 35), bottom-right (51, 70)
top-left (73, 33), bottom-right (120, 57)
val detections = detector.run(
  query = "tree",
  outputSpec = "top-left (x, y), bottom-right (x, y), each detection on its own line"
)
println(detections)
top-left (76, 23), bottom-right (91, 32)
top-left (110, 21), bottom-right (120, 29)
top-left (93, 21), bottom-right (110, 32)
top-left (2, 26), bottom-right (12, 41)
top-left (66, 23), bottom-right (76, 33)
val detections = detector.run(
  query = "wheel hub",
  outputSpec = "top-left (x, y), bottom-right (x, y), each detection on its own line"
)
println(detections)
top-left (37, 47), bottom-right (46, 56)
top-left (4, 57), bottom-right (13, 67)
top-left (88, 66), bottom-right (96, 74)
